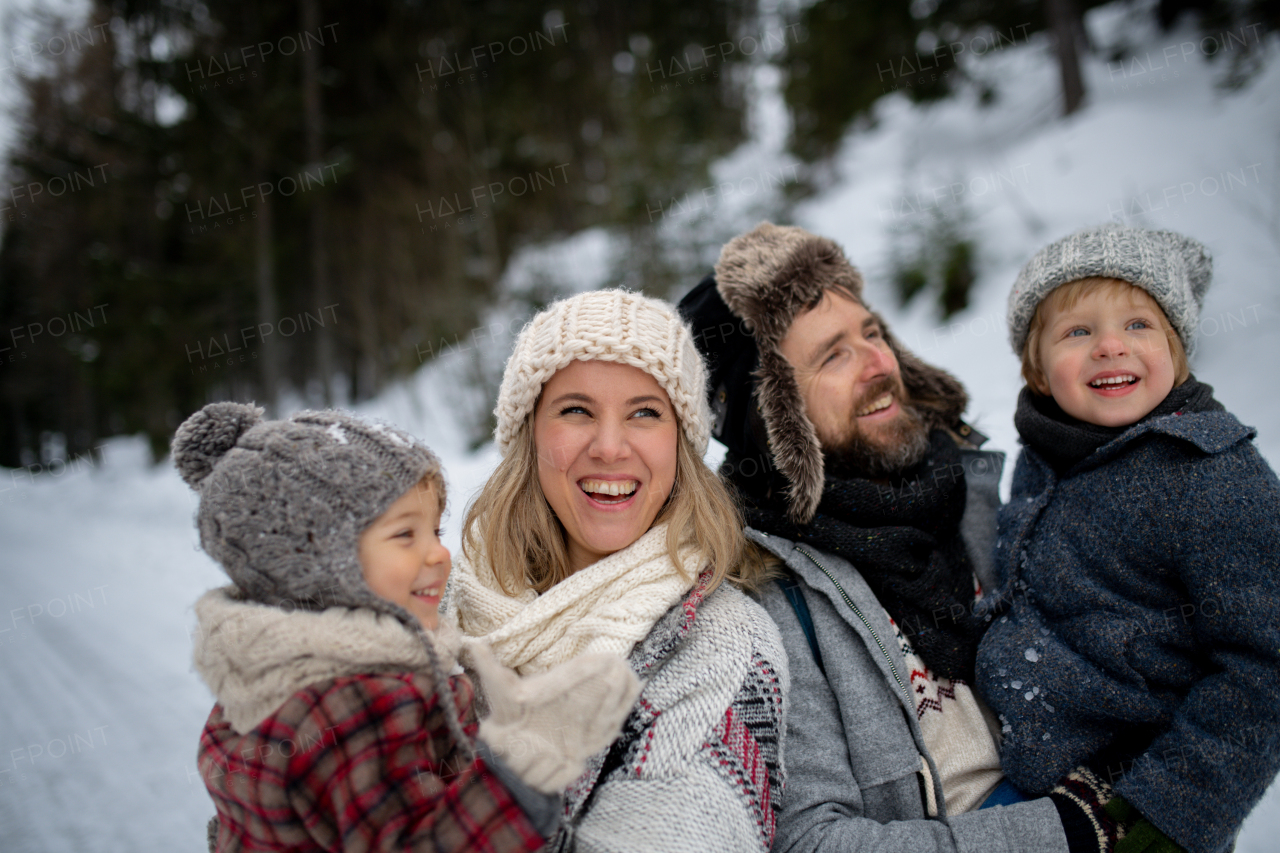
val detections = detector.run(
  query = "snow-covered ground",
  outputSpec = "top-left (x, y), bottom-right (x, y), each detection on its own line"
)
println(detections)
top-left (2, 3), bottom-right (1278, 849)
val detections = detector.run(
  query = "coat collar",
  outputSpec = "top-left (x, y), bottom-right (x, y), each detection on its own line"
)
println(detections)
top-left (746, 529), bottom-right (914, 710)
top-left (1053, 410), bottom-right (1253, 475)
top-left (625, 568), bottom-right (712, 675)
top-left (193, 586), bottom-right (455, 733)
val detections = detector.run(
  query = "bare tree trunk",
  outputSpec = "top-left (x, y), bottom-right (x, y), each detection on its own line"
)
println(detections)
top-left (238, 0), bottom-right (280, 413)
top-left (1045, 0), bottom-right (1085, 116)
top-left (461, 90), bottom-right (502, 289)
top-left (356, 213), bottom-right (379, 400)
top-left (301, 0), bottom-right (334, 403)
top-left (253, 151), bottom-right (282, 412)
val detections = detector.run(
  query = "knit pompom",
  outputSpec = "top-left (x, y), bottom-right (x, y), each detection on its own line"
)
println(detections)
top-left (172, 402), bottom-right (264, 488)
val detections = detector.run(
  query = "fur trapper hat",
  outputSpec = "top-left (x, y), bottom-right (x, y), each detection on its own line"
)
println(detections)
top-left (172, 402), bottom-right (444, 627)
top-left (1008, 223), bottom-right (1212, 357)
top-left (494, 289), bottom-right (711, 455)
top-left (680, 222), bottom-right (968, 524)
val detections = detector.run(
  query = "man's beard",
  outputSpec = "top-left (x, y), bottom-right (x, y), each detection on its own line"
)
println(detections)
top-left (822, 376), bottom-right (931, 480)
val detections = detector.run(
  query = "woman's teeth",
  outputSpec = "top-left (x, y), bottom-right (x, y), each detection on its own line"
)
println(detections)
top-left (411, 586), bottom-right (441, 598)
top-left (1090, 375), bottom-right (1137, 387)
top-left (579, 479), bottom-right (637, 500)
top-left (857, 394), bottom-right (893, 416)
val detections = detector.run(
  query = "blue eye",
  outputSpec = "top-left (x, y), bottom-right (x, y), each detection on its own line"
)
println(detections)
top-left (633, 407), bottom-right (660, 419)
top-left (1067, 328), bottom-right (1089, 337)
top-left (559, 405), bottom-right (589, 416)
top-left (1127, 320), bottom-right (1149, 330)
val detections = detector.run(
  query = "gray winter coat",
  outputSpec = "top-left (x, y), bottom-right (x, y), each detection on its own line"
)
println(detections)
top-left (754, 531), bottom-right (1068, 853)
top-left (977, 409), bottom-right (1280, 853)
top-left (752, 446), bottom-right (1070, 853)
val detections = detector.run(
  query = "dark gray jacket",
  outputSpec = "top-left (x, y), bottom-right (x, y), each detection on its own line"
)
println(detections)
top-left (977, 410), bottom-right (1280, 853)
top-left (752, 446), bottom-right (1070, 853)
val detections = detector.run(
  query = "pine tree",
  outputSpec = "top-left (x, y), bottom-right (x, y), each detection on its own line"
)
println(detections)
top-left (0, 0), bottom-right (756, 463)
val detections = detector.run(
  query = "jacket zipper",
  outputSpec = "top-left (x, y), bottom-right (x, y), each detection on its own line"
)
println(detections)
top-left (794, 545), bottom-right (911, 706)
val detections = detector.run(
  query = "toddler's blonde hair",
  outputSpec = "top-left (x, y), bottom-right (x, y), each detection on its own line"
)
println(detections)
top-left (1021, 277), bottom-right (1189, 395)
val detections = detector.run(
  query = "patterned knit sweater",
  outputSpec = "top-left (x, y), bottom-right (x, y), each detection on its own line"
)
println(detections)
top-left (888, 616), bottom-right (1003, 816)
top-left (551, 573), bottom-right (788, 853)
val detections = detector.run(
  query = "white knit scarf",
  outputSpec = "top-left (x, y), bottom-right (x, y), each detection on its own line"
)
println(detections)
top-left (449, 522), bottom-right (703, 675)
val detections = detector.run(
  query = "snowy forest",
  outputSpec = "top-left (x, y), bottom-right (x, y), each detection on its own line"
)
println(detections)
top-left (2, 0), bottom-right (1279, 850)
top-left (10, 0), bottom-right (1269, 463)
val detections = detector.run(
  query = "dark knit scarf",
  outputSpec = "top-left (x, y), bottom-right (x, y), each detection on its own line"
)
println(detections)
top-left (1015, 375), bottom-right (1224, 474)
top-left (740, 428), bottom-right (984, 681)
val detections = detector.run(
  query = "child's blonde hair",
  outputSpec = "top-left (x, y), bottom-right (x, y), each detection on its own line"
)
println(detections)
top-left (1021, 277), bottom-right (1190, 395)
top-left (412, 470), bottom-right (447, 516)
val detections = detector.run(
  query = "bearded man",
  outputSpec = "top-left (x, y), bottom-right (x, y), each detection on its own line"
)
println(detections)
top-left (678, 223), bottom-right (1114, 853)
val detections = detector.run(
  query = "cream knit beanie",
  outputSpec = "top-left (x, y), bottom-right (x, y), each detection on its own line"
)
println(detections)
top-left (494, 289), bottom-right (711, 455)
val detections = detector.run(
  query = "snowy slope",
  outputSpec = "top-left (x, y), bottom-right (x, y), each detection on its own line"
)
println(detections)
top-left (2, 3), bottom-right (1279, 850)
top-left (796, 3), bottom-right (1280, 484)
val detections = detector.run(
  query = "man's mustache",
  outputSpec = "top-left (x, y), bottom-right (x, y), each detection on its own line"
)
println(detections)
top-left (850, 376), bottom-right (902, 418)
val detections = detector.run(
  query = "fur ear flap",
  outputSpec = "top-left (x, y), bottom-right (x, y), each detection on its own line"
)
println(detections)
top-left (753, 346), bottom-right (825, 524)
top-left (712, 223), bottom-right (868, 524)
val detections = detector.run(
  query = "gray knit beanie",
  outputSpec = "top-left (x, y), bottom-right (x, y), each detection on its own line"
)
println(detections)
top-left (1008, 223), bottom-right (1212, 357)
top-left (172, 402), bottom-right (445, 627)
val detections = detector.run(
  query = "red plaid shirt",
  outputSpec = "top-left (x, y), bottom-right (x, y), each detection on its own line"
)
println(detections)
top-left (199, 670), bottom-right (546, 852)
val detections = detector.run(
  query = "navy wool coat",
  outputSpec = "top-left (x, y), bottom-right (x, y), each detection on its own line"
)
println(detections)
top-left (975, 409), bottom-right (1280, 853)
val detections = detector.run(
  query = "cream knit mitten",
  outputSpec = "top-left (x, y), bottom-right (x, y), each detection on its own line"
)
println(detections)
top-left (467, 643), bottom-right (641, 794)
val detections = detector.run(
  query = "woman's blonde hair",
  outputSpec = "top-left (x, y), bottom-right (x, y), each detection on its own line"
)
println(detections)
top-left (462, 414), bottom-right (772, 596)
top-left (1021, 276), bottom-right (1189, 395)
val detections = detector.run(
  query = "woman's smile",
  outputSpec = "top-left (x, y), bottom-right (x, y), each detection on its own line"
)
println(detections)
top-left (577, 477), bottom-right (641, 510)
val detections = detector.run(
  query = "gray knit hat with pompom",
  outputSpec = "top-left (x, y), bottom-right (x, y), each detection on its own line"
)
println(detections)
top-left (1008, 223), bottom-right (1212, 358)
top-left (172, 402), bottom-right (444, 627)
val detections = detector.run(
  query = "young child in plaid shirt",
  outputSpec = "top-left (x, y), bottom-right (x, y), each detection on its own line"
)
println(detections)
top-left (174, 403), bottom-right (639, 852)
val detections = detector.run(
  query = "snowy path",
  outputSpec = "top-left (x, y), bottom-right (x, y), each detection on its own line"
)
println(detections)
top-left (0, 447), bottom-right (224, 850)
